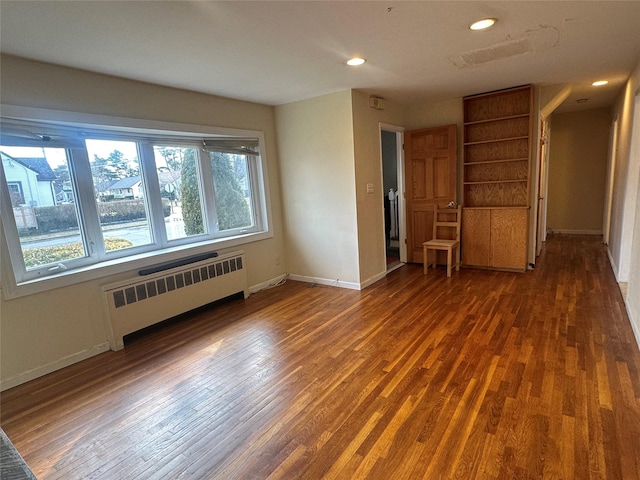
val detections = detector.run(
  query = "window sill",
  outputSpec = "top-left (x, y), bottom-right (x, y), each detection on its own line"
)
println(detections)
top-left (2, 230), bottom-right (271, 300)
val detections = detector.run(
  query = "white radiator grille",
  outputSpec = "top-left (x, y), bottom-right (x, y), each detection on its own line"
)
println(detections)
top-left (103, 251), bottom-right (247, 350)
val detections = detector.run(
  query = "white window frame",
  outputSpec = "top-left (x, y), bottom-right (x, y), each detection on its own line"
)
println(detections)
top-left (0, 105), bottom-right (272, 299)
top-left (6, 181), bottom-right (24, 205)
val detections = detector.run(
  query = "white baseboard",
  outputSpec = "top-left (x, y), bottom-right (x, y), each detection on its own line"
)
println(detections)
top-left (361, 270), bottom-right (387, 289)
top-left (0, 342), bottom-right (110, 392)
top-left (606, 246), bottom-right (639, 349)
top-left (607, 246), bottom-right (620, 280)
top-left (287, 274), bottom-right (360, 290)
top-left (249, 274), bottom-right (289, 294)
top-left (626, 302), bottom-right (640, 351)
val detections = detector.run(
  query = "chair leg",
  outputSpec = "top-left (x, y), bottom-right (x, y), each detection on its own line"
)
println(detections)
top-left (423, 245), bottom-right (428, 274)
top-left (455, 244), bottom-right (460, 272)
top-left (446, 247), bottom-right (452, 277)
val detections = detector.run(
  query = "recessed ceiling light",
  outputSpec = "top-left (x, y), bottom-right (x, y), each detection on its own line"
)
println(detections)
top-left (592, 80), bottom-right (608, 86)
top-left (347, 57), bottom-right (366, 66)
top-left (469, 18), bottom-right (497, 31)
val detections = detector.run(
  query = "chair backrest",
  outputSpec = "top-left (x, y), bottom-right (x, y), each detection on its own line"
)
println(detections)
top-left (432, 205), bottom-right (462, 242)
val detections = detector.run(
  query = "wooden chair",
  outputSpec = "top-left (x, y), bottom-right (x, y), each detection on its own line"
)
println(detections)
top-left (423, 205), bottom-right (462, 277)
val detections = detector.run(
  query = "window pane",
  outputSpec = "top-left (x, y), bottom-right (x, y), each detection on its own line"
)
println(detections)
top-left (153, 146), bottom-right (205, 240)
top-left (209, 152), bottom-right (254, 232)
top-left (1, 146), bottom-right (87, 269)
top-left (86, 139), bottom-right (152, 251)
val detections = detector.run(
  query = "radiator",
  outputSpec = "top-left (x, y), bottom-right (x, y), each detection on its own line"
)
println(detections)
top-left (103, 251), bottom-right (247, 350)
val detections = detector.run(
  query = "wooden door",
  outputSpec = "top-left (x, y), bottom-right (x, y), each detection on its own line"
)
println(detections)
top-left (405, 125), bottom-right (457, 263)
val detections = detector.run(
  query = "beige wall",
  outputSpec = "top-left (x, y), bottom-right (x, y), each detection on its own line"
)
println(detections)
top-left (404, 97), bottom-right (463, 131)
top-left (275, 89), bottom-right (406, 288)
top-left (275, 91), bottom-right (360, 285)
top-left (0, 55), bottom-right (286, 388)
top-left (546, 108), bottom-right (611, 234)
top-left (350, 90), bottom-right (405, 285)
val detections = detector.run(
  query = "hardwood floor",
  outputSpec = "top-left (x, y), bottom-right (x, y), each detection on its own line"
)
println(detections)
top-left (2, 234), bottom-right (639, 479)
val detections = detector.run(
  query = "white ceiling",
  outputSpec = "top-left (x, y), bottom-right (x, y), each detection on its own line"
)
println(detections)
top-left (1, 1), bottom-right (639, 112)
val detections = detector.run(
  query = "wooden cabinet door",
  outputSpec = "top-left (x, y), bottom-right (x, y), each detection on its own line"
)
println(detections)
top-left (405, 125), bottom-right (457, 263)
top-left (462, 207), bottom-right (528, 270)
top-left (491, 208), bottom-right (528, 270)
top-left (462, 208), bottom-right (491, 267)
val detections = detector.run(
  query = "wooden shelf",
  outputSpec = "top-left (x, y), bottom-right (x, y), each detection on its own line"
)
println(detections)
top-left (464, 157), bottom-right (529, 166)
top-left (463, 85), bottom-right (532, 123)
top-left (463, 113), bottom-right (530, 126)
top-left (462, 206), bottom-right (530, 210)
top-left (464, 135), bottom-right (529, 146)
top-left (464, 179), bottom-right (527, 186)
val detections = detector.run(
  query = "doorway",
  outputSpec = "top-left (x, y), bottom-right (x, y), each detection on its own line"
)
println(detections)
top-left (380, 125), bottom-right (405, 271)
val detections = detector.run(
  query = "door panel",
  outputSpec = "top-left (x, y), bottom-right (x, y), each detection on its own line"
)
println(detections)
top-left (412, 159), bottom-right (427, 199)
top-left (462, 208), bottom-right (491, 267)
top-left (405, 125), bottom-right (457, 263)
top-left (434, 156), bottom-right (452, 198)
top-left (491, 208), bottom-right (528, 270)
top-left (411, 210), bottom-right (434, 248)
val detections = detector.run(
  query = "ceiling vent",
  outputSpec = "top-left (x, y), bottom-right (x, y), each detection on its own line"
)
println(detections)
top-left (449, 25), bottom-right (560, 69)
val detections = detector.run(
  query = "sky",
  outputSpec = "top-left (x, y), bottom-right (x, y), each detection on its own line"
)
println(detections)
top-left (1, 140), bottom-right (138, 169)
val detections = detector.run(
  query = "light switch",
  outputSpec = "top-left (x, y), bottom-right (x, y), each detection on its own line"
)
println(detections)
top-left (366, 183), bottom-right (374, 194)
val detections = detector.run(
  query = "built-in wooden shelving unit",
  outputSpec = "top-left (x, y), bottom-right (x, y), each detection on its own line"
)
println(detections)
top-left (462, 85), bottom-right (533, 271)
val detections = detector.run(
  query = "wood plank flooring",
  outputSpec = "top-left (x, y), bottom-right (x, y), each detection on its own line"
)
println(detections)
top-left (2, 234), bottom-right (639, 479)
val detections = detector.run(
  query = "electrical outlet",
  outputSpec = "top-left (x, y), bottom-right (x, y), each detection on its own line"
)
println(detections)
top-left (275, 255), bottom-right (281, 265)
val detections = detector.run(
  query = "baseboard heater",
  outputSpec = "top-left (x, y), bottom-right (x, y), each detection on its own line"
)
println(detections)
top-left (103, 251), bottom-right (247, 350)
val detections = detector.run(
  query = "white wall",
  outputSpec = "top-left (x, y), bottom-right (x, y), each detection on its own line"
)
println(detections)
top-left (0, 55), bottom-right (286, 389)
top-left (621, 75), bottom-right (640, 347)
top-left (36, 181), bottom-right (55, 207)
top-left (275, 91), bottom-right (360, 287)
top-left (629, 145), bottom-right (640, 346)
top-left (609, 61), bottom-right (640, 283)
top-left (609, 59), bottom-right (640, 347)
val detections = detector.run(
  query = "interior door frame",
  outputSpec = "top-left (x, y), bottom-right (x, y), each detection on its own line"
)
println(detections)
top-left (535, 119), bottom-right (550, 257)
top-left (379, 123), bottom-right (407, 264)
top-left (603, 115), bottom-right (619, 246)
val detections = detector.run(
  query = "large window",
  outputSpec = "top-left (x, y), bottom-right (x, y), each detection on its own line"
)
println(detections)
top-left (0, 116), bottom-right (270, 290)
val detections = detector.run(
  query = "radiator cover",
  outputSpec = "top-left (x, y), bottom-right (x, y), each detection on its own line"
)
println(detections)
top-left (103, 251), bottom-right (247, 350)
